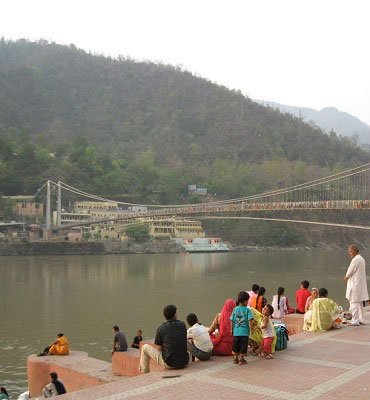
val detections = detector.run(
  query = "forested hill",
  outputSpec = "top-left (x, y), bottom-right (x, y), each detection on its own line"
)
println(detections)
top-left (0, 39), bottom-right (369, 199)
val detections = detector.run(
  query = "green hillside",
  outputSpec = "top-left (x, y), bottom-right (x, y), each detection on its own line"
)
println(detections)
top-left (0, 39), bottom-right (369, 201)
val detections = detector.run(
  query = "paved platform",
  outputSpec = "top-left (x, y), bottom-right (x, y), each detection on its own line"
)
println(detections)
top-left (53, 307), bottom-right (370, 400)
top-left (28, 350), bottom-right (123, 397)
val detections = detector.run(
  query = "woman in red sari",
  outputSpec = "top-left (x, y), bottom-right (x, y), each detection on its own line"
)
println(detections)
top-left (208, 299), bottom-right (236, 355)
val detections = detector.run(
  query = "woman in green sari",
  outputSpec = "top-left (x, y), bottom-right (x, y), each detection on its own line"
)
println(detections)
top-left (249, 307), bottom-right (277, 353)
top-left (303, 288), bottom-right (342, 331)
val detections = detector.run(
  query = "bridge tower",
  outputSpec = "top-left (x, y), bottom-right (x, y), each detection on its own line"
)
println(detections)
top-left (57, 181), bottom-right (62, 227)
top-left (46, 180), bottom-right (51, 229)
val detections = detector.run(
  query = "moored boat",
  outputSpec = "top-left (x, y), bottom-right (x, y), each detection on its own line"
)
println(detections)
top-left (179, 237), bottom-right (229, 253)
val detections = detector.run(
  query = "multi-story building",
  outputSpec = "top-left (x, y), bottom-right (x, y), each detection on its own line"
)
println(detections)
top-left (73, 201), bottom-right (119, 212)
top-left (146, 218), bottom-right (205, 239)
top-left (55, 201), bottom-right (205, 241)
top-left (14, 202), bottom-right (44, 218)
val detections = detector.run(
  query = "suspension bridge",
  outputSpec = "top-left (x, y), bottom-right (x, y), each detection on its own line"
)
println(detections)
top-left (38, 163), bottom-right (370, 231)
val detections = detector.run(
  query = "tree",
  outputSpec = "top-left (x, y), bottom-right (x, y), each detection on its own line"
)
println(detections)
top-left (124, 224), bottom-right (150, 242)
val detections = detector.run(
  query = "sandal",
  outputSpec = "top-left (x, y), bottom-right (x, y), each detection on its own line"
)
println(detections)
top-left (239, 359), bottom-right (247, 365)
top-left (233, 358), bottom-right (239, 364)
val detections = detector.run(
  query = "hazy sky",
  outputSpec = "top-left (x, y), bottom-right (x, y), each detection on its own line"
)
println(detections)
top-left (2, 0), bottom-right (370, 124)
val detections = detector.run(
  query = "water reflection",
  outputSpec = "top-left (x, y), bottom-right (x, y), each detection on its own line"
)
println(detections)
top-left (0, 249), bottom-right (369, 397)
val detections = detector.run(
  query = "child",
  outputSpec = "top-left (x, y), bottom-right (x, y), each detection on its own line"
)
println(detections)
top-left (259, 304), bottom-right (275, 359)
top-left (295, 280), bottom-right (311, 314)
top-left (186, 313), bottom-right (213, 361)
top-left (230, 291), bottom-right (254, 365)
top-left (247, 283), bottom-right (260, 306)
top-left (131, 329), bottom-right (143, 349)
top-left (271, 287), bottom-right (288, 319)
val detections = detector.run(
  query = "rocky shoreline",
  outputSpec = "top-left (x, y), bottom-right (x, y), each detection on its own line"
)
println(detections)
top-left (0, 239), bottom-right (183, 256)
top-left (0, 239), bottom-right (367, 257)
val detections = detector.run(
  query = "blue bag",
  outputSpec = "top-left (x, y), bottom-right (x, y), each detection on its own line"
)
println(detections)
top-left (274, 325), bottom-right (289, 350)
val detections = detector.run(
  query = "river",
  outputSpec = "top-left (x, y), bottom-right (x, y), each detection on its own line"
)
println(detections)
top-left (1, 249), bottom-right (369, 397)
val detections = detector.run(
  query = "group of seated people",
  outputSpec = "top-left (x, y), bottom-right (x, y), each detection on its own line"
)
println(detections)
top-left (302, 287), bottom-right (342, 331)
top-left (289, 280), bottom-right (342, 331)
top-left (246, 281), bottom-right (343, 332)
top-left (38, 281), bottom-right (343, 384)
top-left (139, 288), bottom-right (285, 373)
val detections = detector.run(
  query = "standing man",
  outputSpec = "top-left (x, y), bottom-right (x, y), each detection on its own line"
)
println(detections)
top-left (139, 304), bottom-right (189, 373)
top-left (344, 245), bottom-right (369, 326)
top-left (111, 325), bottom-right (128, 355)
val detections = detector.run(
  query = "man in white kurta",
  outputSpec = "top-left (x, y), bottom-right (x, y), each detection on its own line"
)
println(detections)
top-left (344, 245), bottom-right (369, 326)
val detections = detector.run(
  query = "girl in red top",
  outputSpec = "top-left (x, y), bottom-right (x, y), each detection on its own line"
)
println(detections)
top-left (295, 280), bottom-right (311, 314)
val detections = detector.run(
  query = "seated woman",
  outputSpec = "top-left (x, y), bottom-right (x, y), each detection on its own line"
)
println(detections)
top-left (48, 333), bottom-right (70, 355)
top-left (305, 287), bottom-right (319, 312)
top-left (249, 287), bottom-right (267, 313)
top-left (248, 308), bottom-right (277, 355)
top-left (271, 287), bottom-right (288, 319)
top-left (208, 299), bottom-right (235, 355)
top-left (303, 288), bottom-right (342, 331)
top-left (38, 333), bottom-right (70, 356)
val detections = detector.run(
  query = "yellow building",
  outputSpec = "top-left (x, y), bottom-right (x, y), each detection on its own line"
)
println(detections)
top-left (84, 218), bottom-right (205, 241)
top-left (86, 223), bottom-right (124, 240)
top-left (146, 218), bottom-right (205, 239)
top-left (73, 201), bottom-right (119, 212)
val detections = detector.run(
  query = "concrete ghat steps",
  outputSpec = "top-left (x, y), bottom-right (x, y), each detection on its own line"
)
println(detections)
top-left (29, 307), bottom-right (370, 399)
top-left (51, 321), bottom-right (370, 399)
top-left (112, 345), bottom-right (165, 377)
top-left (28, 350), bottom-right (124, 398)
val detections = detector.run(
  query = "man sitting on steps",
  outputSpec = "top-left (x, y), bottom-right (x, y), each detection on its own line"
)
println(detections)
top-left (139, 304), bottom-right (189, 373)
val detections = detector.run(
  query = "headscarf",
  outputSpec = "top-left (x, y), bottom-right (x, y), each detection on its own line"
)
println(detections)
top-left (211, 299), bottom-right (235, 346)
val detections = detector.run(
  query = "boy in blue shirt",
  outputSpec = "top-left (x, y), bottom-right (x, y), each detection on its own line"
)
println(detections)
top-left (230, 291), bottom-right (254, 365)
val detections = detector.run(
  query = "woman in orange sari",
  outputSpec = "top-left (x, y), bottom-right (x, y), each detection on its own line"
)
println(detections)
top-left (249, 287), bottom-right (267, 313)
top-left (49, 333), bottom-right (69, 355)
top-left (38, 333), bottom-right (70, 356)
top-left (208, 299), bottom-right (236, 355)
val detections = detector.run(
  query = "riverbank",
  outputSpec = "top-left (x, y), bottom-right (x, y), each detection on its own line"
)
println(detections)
top-left (0, 239), bottom-right (183, 256)
top-left (0, 239), bottom-right (368, 256)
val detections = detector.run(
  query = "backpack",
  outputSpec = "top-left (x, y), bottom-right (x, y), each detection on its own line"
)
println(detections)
top-left (274, 325), bottom-right (289, 350)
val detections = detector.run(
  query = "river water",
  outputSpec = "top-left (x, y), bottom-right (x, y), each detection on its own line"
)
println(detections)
top-left (1, 249), bottom-right (369, 397)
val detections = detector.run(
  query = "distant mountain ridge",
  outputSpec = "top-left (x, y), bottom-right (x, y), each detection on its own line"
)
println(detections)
top-left (256, 101), bottom-right (370, 145)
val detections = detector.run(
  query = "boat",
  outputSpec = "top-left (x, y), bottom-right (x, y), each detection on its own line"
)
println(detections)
top-left (180, 237), bottom-right (229, 253)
